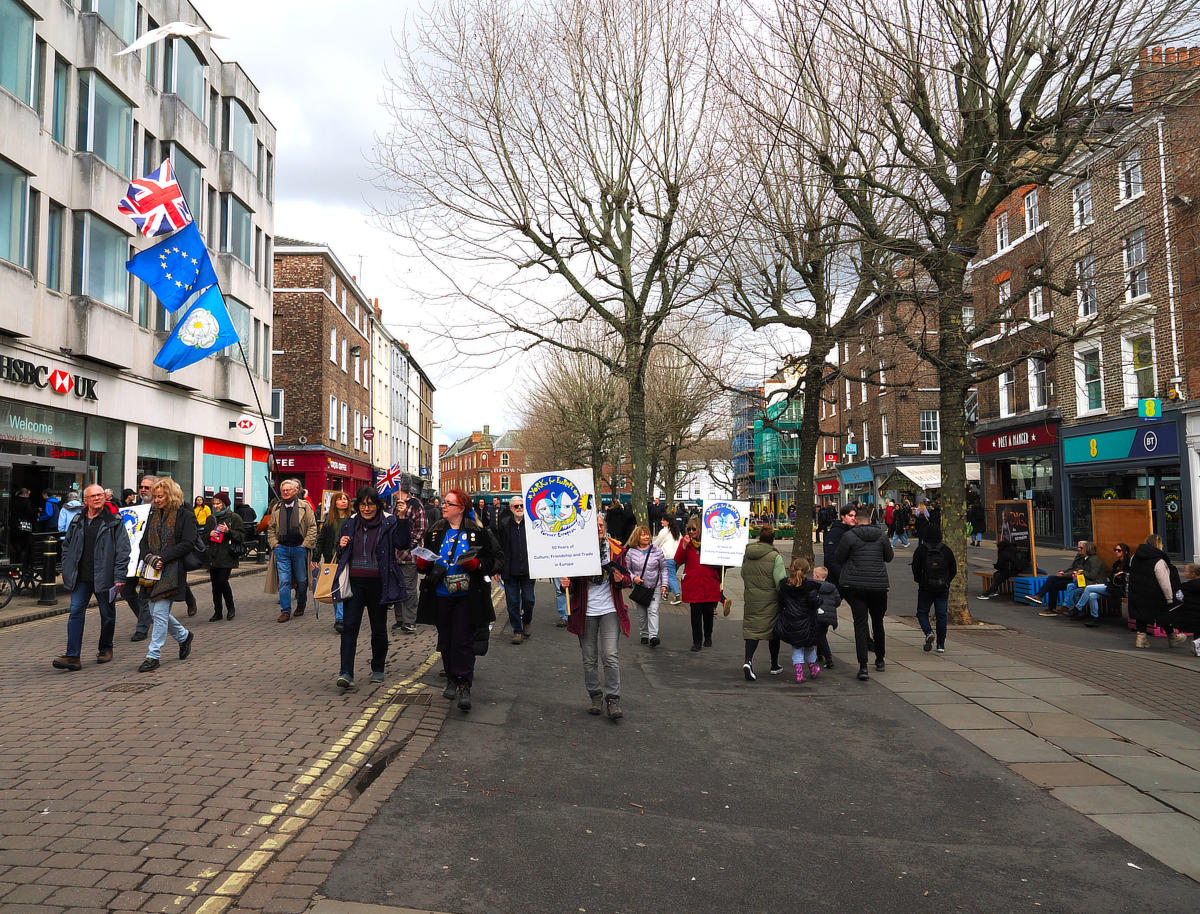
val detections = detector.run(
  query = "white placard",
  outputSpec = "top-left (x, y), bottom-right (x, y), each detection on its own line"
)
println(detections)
top-left (119, 504), bottom-right (151, 578)
top-left (698, 499), bottom-right (751, 567)
top-left (521, 469), bottom-right (601, 579)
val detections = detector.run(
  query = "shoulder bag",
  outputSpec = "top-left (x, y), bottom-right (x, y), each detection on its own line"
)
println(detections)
top-left (629, 549), bottom-right (655, 607)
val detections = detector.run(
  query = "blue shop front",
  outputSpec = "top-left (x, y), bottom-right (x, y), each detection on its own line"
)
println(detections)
top-left (1059, 411), bottom-right (1191, 558)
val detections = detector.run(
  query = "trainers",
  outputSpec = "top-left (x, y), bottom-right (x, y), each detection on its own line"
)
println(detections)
top-left (606, 697), bottom-right (623, 720)
top-left (924, 632), bottom-right (935, 652)
top-left (935, 646), bottom-right (945, 653)
top-left (555, 619), bottom-right (568, 627)
top-left (130, 631), bottom-right (148, 642)
top-left (641, 636), bottom-right (650, 645)
top-left (794, 663), bottom-right (805, 683)
top-left (392, 621), bottom-right (404, 631)
top-left (1135, 632), bottom-right (1150, 649)
top-left (511, 632), bottom-right (523, 645)
top-left (743, 661), bottom-right (756, 682)
top-left (336, 673), bottom-right (354, 690)
top-left (769, 664), bottom-right (783, 675)
top-left (402, 624), bottom-right (417, 634)
top-left (976, 594), bottom-right (991, 600)
top-left (1028, 595), bottom-right (1044, 605)
top-left (52, 655), bottom-right (82, 671)
top-left (1038, 608), bottom-right (1057, 617)
top-left (649, 637), bottom-right (660, 648)
top-left (808, 662), bottom-right (821, 678)
top-left (1192, 639), bottom-right (1200, 657)
top-left (178, 632), bottom-right (194, 661)
top-left (138, 658), bottom-right (159, 673)
top-left (823, 656), bottom-right (835, 669)
top-left (370, 670), bottom-right (385, 684)
top-left (589, 694), bottom-right (603, 715)
top-left (857, 666), bottom-right (869, 681)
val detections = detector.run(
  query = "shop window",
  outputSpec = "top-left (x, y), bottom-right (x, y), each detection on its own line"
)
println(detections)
top-left (998, 369), bottom-right (1015, 418)
top-left (1123, 334), bottom-right (1155, 406)
top-left (1075, 254), bottom-right (1097, 318)
top-left (271, 389), bottom-right (284, 437)
top-left (1119, 149), bottom-right (1143, 202)
top-left (72, 212), bottom-right (129, 311)
top-left (1076, 346), bottom-right (1103, 414)
top-left (1028, 357), bottom-right (1049, 411)
top-left (137, 427), bottom-right (194, 487)
top-left (920, 410), bottom-right (940, 454)
top-left (1123, 228), bottom-right (1149, 301)
top-left (171, 38), bottom-right (206, 119)
top-left (1073, 180), bottom-right (1093, 228)
top-left (1023, 189), bottom-right (1040, 234)
top-left (77, 71), bottom-right (133, 177)
top-left (0, 0), bottom-right (34, 105)
top-left (0, 158), bottom-right (29, 269)
top-left (995, 211), bottom-right (1009, 251)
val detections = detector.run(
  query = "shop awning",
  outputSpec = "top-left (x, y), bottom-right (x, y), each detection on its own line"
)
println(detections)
top-left (894, 462), bottom-right (981, 491)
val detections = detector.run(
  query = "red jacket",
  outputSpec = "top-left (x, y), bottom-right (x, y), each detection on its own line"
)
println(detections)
top-left (566, 539), bottom-right (631, 637)
top-left (675, 538), bottom-right (722, 603)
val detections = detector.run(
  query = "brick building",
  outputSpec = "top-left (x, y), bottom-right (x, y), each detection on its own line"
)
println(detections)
top-left (438, 426), bottom-right (525, 500)
top-left (271, 240), bottom-right (374, 511)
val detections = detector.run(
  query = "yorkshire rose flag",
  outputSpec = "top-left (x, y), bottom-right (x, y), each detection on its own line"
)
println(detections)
top-left (153, 285), bottom-right (240, 372)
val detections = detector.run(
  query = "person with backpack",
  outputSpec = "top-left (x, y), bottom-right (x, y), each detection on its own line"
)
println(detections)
top-left (911, 523), bottom-right (957, 653)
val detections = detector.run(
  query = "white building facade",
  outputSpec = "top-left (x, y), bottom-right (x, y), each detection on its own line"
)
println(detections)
top-left (0, 0), bottom-right (276, 557)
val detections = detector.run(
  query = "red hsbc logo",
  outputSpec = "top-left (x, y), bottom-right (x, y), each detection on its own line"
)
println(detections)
top-left (49, 369), bottom-right (73, 394)
top-left (236, 418), bottom-right (254, 430)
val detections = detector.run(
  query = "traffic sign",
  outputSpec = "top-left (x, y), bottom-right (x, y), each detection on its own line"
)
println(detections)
top-left (362, 428), bottom-right (375, 441)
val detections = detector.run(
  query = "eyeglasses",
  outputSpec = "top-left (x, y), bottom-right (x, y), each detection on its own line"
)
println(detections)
top-left (138, 486), bottom-right (151, 490)
top-left (443, 501), bottom-right (462, 509)
top-left (511, 505), bottom-right (523, 511)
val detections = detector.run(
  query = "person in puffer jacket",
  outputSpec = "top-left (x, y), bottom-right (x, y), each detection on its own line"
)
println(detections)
top-left (775, 557), bottom-right (823, 684)
top-left (834, 521), bottom-right (894, 682)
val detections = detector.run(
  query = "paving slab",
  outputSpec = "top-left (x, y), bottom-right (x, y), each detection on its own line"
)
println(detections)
top-left (1088, 719), bottom-right (1200, 752)
top-left (1157, 748), bottom-right (1200, 772)
top-left (1086, 756), bottom-right (1200, 793)
top-left (972, 697), bottom-right (1065, 714)
top-left (958, 730), bottom-right (1075, 763)
top-left (983, 664), bottom-right (1064, 680)
top-left (1048, 737), bottom-right (1157, 758)
top-left (1088, 813), bottom-right (1200, 881)
top-left (1148, 791), bottom-right (1200, 819)
top-left (998, 712), bottom-right (1119, 739)
top-left (917, 704), bottom-right (1017, 731)
top-left (943, 680), bottom-right (1032, 700)
top-left (901, 692), bottom-right (975, 706)
top-left (1008, 677), bottom-right (1107, 698)
top-left (1008, 762), bottom-right (1124, 788)
top-left (873, 673), bottom-right (949, 691)
top-left (1046, 696), bottom-right (1165, 721)
top-left (1050, 786), bottom-right (1171, 815)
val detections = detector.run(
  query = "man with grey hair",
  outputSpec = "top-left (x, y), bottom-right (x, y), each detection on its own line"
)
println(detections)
top-left (497, 495), bottom-right (535, 644)
top-left (267, 478), bottom-right (317, 622)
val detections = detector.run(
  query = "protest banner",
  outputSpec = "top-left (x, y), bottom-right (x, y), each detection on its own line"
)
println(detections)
top-left (119, 503), bottom-right (151, 577)
top-left (699, 499), bottom-right (751, 567)
top-left (521, 469), bottom-right (601, 579)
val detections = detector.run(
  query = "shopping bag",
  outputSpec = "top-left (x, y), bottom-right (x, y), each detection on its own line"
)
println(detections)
top-left (312, 562), bottom-right (339, 604)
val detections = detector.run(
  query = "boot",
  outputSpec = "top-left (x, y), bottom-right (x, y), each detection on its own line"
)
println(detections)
top-left (456, 683), bottom-right (472, 711)
top-left (808, 661), bottom-right (821, 679)
top-left (209, 608), bottom-right (223, 622)
top-left (589, 694), bottom-right (603, 715)
top-left (794, 662), bottom-right (806, 683)
top-left (605, 697), bottom-right (623, 720)
top-left (1135, 631), bottom-right (1150, 649)
top-left (1168, 632), bottom-right (1189, 648)
top-left (443, 678), bottom-right (458, 701)
top-left (184, 588), bottom-right (197, 617)
top-left (226, 603), bottom-right (235, 621)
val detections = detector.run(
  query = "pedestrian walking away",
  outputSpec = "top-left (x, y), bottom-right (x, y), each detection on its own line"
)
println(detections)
top-left (134, 477), bottom-right (196, 673)
top-left (654, 516), bottom-right (683, 604)
top-left (740, 525), bottom-right (784, 679)
top-left (266, 478), bottom-right (317, 622)
top-left (675, 517), bottom-right (721, 652)
top-left (52, 484), bottom-right (131, 672)
top-left (911, 523), bottom-right (956, 653)
top-left (624, 524), bottom-right (666, 649)
top-left (498, 495), bottom-right (536, 644)
top-left (834, 509), bottom-right (894, 680)
top-left (564, 514), bottom-right (631, 720)
top-left (390, 481), bottom-right (427, 635)
top-left (203, 492), bottom-right (244, 621)
top-left (317, 491), bottom-right (354, 633)
top-left (967, 500), bottom-right (985, 547)
top-left (775, 557), bottom-right (822, 683)
top-left (332, 487), bottom-right (411, 691)
top-left (811, 565), bottom-right (840, 667)
top-left (415, 488), bottom-right (499, 712)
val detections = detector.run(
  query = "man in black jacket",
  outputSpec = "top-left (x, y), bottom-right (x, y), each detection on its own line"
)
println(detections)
top-left (822, 503), bottom-right (858, 585)
top-left (912, 523), bottom-right (957, 653)
top-left (498, 496), bottom-right (535, 644)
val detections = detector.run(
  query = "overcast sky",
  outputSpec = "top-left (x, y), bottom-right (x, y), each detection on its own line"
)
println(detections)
top-left (197, 0), bottom-right (521, 446)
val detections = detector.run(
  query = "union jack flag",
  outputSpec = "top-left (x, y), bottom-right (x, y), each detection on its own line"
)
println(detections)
top-left (117, 159), bottom-right (194, 238)
top-left (376, 463), bottom-right (404, 499)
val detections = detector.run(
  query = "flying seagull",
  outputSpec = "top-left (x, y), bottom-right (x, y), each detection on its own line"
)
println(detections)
top-left (115, 21), bottom-right (228, 57)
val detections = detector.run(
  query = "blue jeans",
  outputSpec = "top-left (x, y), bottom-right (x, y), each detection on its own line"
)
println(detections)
top-left (891, 531), bottom-right (909, 547)
top-left (1074, 584), bottom-right (1108, 617)
top-left (504, 576), bottom-right (535, 633)
top-left (580, 611), bottom-right (620, 698)
top-left (274, 544), bottom-right (309, 612)
top-left (916, 588), bottom-right (948, 648)
top-left (554, 580), bottom-right (568, 620)
top-left (146, 598), bottom-right (189, 660)
top-left (334, 601), bottom-right (344, 622)
top-left (65, 581), bottom-right (116, 657)
top-left (791, 645), bottom-right (817, 665)
top-left (664, 559), bottom-right (680, 596)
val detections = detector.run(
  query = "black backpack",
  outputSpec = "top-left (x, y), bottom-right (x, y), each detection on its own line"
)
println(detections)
top-left (921, 543), bottom-right (950, 593)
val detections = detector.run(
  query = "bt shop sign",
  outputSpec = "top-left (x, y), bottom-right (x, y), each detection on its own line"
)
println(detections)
top-left (0, 357), bottom-right (99, 401)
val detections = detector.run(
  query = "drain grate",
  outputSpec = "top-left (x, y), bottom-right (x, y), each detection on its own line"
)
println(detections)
top-left (104, 682), bottom-right (160, 693)
top-left (388, 691), bottom-right (432, 706)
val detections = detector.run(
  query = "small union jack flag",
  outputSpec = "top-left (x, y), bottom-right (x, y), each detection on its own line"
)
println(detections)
top-left (376, 463), bottom-right (405, 499)
top-left (117, 159), bottom-right (194, 238)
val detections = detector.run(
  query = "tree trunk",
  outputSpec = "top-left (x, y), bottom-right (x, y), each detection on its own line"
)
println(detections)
top-left (627, 368), bottom-right (650, 524)
top-left (937, 291), bottom-right (974, 626)
top-left (664, 443), bottom-right (679, 506)
top-left (790, 359), bottom-right (827, 563)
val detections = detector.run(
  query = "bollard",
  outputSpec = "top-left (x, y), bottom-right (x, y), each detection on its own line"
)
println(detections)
top-left (38, 533), bottom-right (58, 606)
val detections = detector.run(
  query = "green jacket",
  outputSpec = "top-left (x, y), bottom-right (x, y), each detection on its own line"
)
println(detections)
top-left (740, 542), bottom-right (785, 641)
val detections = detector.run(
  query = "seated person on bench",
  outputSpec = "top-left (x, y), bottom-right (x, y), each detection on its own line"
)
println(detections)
top-left (1070, 542), bottom-right (1129, 626)
top-left (1029, 541), bottom-right (1091, 613)
top-left (977, 537), bottom-right (1030, 601)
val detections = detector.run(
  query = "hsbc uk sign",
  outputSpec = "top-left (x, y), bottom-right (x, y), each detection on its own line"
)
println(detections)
top-left (0, 357), bottom-right (98, 401)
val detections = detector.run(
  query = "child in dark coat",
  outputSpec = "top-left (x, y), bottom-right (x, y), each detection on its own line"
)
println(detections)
top-left (813, 565), bottom-right (840, 668)
top-left (776, 557), bottom-right (823, 683)
top-left (1179, 563), bottom-right (1200, 656)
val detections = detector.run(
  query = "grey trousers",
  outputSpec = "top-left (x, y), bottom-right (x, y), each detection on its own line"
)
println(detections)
top-left (580, 611), bottom-right (620, 699)
top-left (394, 563), bottom-right (419, 625)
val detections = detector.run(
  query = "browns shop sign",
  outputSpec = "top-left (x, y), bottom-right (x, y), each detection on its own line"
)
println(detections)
top-left (0, 357), bottom-right (99, 401)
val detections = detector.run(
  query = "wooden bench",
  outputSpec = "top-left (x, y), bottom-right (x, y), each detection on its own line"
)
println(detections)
top-left (973, 570), bottom-right (1011, 595)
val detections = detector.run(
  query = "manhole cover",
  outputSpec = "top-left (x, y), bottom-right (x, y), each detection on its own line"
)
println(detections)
top-left (104, 682), bottom-right (159, 693)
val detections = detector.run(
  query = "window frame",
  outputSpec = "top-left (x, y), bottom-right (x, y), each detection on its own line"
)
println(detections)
top-left (329, 396), bottom-right (337, 440)
top-left (71, 211), bottom-right (130, 312)
top-left (76, 70), bottom-right (134, 178)
top-left (1023, 188), bottom-right (1040, 234)
top-left (995, 211), bottom-right (1010, 251)
top-left (0, 157), bottom-right (30, 269)
top-left (220, 193), bottom-right (253, 265)
top-left (272, 388), bottom-right (284, 437)
top-left (170, 36), bottom-right (206, 120)
top-left (1076, 254), bottom-right (1098, 319)
top-left (998, 368), bottom-right (1015, 418)
top-left (46, 199), bottom-right (64, 291)
top-left (1075, 344), bottom-right (1104, 415)
top-left (0, 0), bottom-right (35, 106)
top-left (919, 410), bottom-right (941, 454)
top-left (1073, 180), bottom-right (1093, 228)
top-left (1123, 227), bottom-right (1149, 301)
top-left (1027, 357), bottom-right (1049, 411)
top-left (1119, 148), bottom-right (1144, 202)
top-left (1122, 333), bottom-right (1155, 407)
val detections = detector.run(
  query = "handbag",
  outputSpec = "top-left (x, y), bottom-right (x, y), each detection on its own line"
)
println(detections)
top-left (442, 532), bottom-right (472, 595)
top-left (629, 549), bottom-right (655, 607)
top-left (312, 562), bottom-right (339, 603)
top-left (17, 519), bottom-right (32, 534)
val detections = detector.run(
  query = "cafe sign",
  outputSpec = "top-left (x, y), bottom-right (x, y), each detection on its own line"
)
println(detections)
top-left (976, 423), bottom-right (1057, 455)
top-left (0, 356), bottom-right (99, 401)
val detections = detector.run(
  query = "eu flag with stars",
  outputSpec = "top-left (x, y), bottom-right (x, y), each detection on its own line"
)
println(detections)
top-left (153, 285), bottom-right (239, 372)
top-left (126, 222), bottom-right (219, 312)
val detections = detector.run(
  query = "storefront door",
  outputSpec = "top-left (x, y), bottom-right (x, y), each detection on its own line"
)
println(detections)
top-left (1069, 470), bottom-right (1183, 555)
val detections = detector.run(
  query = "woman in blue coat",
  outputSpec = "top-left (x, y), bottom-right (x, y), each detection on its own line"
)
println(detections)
top-left (332, 487), bottom-right (411, 690)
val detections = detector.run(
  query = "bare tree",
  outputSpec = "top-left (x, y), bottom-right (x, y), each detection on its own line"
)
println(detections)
top-left (374, 0), bottom-right (728, 521)
top-left (771, 0), bottom-right (1198, 620)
